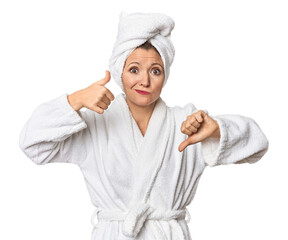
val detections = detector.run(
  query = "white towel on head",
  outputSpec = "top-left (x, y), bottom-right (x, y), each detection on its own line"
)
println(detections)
top-left (108, 12), bottom-right (175, 91)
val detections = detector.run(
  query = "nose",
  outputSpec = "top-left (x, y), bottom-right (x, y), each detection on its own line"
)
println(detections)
top-left (139, 72), bottom-right (150, 87)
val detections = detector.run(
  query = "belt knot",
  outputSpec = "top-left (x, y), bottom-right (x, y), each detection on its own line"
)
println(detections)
top-left (91, 203), bottom-right (191, 239)
top-left (122, 202), bottom-right (154, 238)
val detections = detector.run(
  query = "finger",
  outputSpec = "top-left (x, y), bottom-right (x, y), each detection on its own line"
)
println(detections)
top-left (101, 94), bottom-right (111, 106)
top-left (186, 124), bottom-right (198, 133)
top-left (189, 119), bottom-right (201, 129)
top-left (87, 105), bottom-right (104, 114)
top-left (104, 88), bottom-right (115, 101)
top-left (195, 111), bottom-right (206, 123)
top-left (96, 70), bottom-right (111, 86)
top-left (96, 100), bottom-right (109, 110)
top-left (182, 128), bottom-right (193, 136)
top-left (181, 122), bottom-right (193, 135)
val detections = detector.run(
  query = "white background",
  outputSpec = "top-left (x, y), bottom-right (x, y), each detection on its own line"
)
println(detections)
top-left (1, 0), bottom-right (287, 239)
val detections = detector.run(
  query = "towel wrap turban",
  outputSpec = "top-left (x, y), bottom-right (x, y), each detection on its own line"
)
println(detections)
top-left (108, 12), bottom-right (175, 91)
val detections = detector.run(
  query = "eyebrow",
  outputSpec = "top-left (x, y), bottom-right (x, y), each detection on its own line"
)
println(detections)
top-left (128, 62), bottom-right (164, 69)
top-left (128, 62), bottom-right (140, 66)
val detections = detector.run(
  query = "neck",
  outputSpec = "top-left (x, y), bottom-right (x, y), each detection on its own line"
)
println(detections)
top-left (125, 98), bottom-right (157, 132)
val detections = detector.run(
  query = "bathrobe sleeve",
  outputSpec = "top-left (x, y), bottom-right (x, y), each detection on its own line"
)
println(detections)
top-left (201, 114), bottom-right (269, 167)
top-left (19, 93), bottom-right (91, 165)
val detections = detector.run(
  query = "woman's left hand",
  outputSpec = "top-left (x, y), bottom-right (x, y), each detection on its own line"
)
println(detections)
top-left (178, 110), bottom-right (221, 152)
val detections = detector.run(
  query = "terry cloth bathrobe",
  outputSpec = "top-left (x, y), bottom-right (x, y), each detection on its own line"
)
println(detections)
top-left (19, 12), bottom-right (269, 240)
top-left (19, 92), bottom-right (269, 240)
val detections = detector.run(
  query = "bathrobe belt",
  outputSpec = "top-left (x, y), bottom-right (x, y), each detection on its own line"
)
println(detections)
top-left (91, 202), bottom-right (191, 239)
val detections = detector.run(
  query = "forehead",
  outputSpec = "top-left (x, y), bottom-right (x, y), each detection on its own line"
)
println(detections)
top-left (125, 48), bottom-right (163, 65)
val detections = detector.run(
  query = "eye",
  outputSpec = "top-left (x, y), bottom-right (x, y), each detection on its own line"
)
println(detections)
top-left (152, 68), bottom-right (161, 75)
top-left (129, 67), bottom-right (138, 74)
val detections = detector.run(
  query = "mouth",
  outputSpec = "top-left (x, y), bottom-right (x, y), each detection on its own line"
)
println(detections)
top-left (135, 90), bottom-right (150, 95)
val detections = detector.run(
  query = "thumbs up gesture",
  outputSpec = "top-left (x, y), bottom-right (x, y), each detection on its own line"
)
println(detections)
top-left (68, 70), bottom-right (115, 114)
top-left (178, 110), bottom-right (220, 152)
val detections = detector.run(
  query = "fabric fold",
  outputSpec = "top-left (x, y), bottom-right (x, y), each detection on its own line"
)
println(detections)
top-left (109, 12), bottom-right (175, 91)
top-left (19, 93), bottom-right (89, 165)
top-left (19, 92), bottom-right (269, 240)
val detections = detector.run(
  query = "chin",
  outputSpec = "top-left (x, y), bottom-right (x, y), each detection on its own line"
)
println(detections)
top-left (129, 95), bottom-right (158, 108)
top-left (134, 98), bottom-right (154, 107)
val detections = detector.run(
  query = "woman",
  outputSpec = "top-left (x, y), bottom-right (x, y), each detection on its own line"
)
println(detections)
top-left (19, 12), bottom-right (269, 240)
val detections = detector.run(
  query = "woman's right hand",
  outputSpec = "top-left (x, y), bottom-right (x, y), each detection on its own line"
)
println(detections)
top-left (68, 70), bottom-right (115, 114)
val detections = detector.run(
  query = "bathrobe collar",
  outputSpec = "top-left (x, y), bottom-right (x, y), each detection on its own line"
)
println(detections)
top-left (112, 93), bottom-right (171, 206)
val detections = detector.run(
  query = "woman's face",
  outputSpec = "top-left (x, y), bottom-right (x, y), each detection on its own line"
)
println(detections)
top-left (122, 47), bottom-right (165, 109)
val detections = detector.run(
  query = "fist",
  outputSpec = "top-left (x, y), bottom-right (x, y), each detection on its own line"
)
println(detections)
top-left (81, 70), bottom-right (115, 114)
top-left (178, 110), bottom-right (220, 152)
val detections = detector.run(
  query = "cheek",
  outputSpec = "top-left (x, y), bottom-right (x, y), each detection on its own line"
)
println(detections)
top-left (122, 73), bottom-right (138, 89)
top-left (153, 79), bottom-right (164, 93)
top-left (155, 85), bottom-right (163, 94)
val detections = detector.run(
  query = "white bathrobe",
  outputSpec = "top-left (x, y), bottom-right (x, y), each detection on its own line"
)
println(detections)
top-left (19, 93), bottom-right (269, 240)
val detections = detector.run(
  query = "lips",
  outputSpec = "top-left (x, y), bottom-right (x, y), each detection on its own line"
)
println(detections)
top-left (135, 90), bottom-right (150, 95)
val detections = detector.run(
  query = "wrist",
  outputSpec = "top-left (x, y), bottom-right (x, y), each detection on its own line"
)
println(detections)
top-left (67, 90), bottom-right (83, 111)
top-left (211, 121), bottom-right (221, 139)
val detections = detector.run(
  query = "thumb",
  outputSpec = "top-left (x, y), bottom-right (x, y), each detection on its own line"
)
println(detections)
top-left (178, 138), bottom-right (192, 152)
top-left (178, 134), bottom-right (202, 152)
top-left (96, 70), bottom-right (111, 86)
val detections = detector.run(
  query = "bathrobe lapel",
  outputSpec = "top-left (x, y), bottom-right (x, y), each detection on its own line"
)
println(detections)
top-left (116, 93), bottom-right (172, 207)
